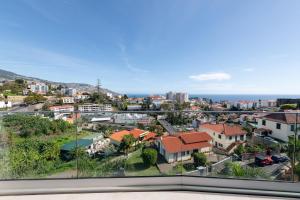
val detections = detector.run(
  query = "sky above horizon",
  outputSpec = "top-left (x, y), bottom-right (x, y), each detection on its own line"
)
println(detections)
top-left (1, 0), bottom-right (300, 94)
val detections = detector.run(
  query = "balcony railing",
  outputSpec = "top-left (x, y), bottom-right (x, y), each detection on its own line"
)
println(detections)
top-left (0, 110), bottom-right (299, 197)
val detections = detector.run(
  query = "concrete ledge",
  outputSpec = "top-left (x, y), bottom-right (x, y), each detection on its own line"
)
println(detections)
top-left (0, 176), bottom-right (299, 198)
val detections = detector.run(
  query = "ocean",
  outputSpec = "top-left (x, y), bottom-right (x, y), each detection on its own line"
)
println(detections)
top-left (127, 94), bottom-right (300, 102)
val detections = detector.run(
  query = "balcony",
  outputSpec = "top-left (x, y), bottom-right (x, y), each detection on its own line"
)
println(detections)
top-left (0, 110), bottom-right (299, 198)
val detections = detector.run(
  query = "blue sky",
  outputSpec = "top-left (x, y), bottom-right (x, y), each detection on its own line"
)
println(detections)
top-left (0, 0), bottom-right (300, 94)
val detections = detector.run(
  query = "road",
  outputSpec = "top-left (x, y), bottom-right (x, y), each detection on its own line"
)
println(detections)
top-left (7, 103), bottom-right (44, 113)
top-left (157, 119), bottom-right (177, 135)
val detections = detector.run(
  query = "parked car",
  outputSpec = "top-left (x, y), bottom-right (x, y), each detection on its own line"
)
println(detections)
top-left (271, 155), bottom-right (289, 163)
top-left (255, 155), bottom-right (273, 167)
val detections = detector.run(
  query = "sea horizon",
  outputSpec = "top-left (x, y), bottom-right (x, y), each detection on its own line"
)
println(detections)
top-left (126, 94), bottom-right (300, 102)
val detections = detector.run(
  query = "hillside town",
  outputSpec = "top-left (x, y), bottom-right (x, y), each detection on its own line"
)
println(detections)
top-left (0, 77), bottom-right (300, 181)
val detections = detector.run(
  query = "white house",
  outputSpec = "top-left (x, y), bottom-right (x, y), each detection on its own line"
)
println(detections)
top-left (62, 97), bottom-right (75, 104)
top-left (0, 101), bottom-right (12, 109)
top-left (199, 123), bottom-right (247, 151)
top-left (256, 112), bottom-right (300, 142)
top-left (156, 132), bottom-right (212, 163)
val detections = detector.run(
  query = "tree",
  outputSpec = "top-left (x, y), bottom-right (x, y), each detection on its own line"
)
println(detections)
top-left (295, 163), bottom-right (300, 178)
top-left (192, 152), bottom-right (207, 167)
top-left (280, 104), bottom-right (297, 110)
top-left (234, 144), bottom-right (245, 156)
top-left (141, 148), bottom-right (158, 167)
top-left (119, 134), bottom-right (135, 154)
top-left (24, 93), bottom-right (47, 105)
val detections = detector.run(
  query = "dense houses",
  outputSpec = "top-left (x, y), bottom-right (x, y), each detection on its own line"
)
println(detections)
top-left (199, 123), bottom-right (247, 152)
top-left (256, 112), bottom-right (300, 142)
top-left (156, 132), bottom-right (212, 163)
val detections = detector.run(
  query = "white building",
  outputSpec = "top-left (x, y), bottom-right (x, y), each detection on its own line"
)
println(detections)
top-left (28, 82), bottom-right (49, 95)
top-left (113, 113), bottom-right (153, 125)
top-left (127, 105), bottom-right (142, 111)
top-left (0, 101), bottom-right (12, 109)
top-left (49, 105), bottom-right (75, 112)
top-left (199, 123), bottom-right (247, 151)
top-left (166, 91), bottom-right (189, 103)
top-left (78, 104), bottom-right (112, 112)
top-left (61, 88), bottom-right (77, 97)
top-left (156, 132), bottom-right (212, 163)
top-left (62, 97), bottom-right (75, 104)
top-left (256, 112), bottom-right (299, 142)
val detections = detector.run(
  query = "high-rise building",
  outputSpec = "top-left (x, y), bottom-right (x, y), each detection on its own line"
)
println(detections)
top-left (167, 91), bottom-right (189, 103)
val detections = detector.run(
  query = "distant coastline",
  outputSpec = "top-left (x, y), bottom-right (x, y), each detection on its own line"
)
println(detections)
top-left (127, 94), bottom-right (300, 102)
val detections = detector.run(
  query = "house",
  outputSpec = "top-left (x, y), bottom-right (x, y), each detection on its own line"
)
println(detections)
top-left (110, 128), bottom-right (157, 146)
top-left (62, 97), bottom-right (75, 104)
top-left (199, 123), bottom-right (247, 151)
top-left (256, 112), bottom-right (300, 142)
top-left (60, 133), bottom-right (109, 160)
top-left (156, 132), bottom-right (212, 163)
top-left (0, 101), bottom-right (12, 109)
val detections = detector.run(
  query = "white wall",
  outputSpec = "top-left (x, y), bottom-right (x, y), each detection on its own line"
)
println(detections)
top-left (257, 118), bottom-right (294, 142)
top-left (199, 127), bottom-right (246, 149)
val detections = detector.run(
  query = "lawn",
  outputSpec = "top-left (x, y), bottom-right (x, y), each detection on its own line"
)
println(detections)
top-left (125, 149), bottom-right (160, 176)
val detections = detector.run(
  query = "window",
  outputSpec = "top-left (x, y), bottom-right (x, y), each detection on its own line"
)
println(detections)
top-left (229, 136), bottom-right (232, 140)
top-left (219, 143), bottom-right (223, 147)
top-left (276, 123), bottom-right (281, 129)
top-left (213, 132), bottom-right (215, 136)
top-left (218, 134), bottom-right (222, 139)
top-left (187, 151), bottom-right (190, 154)
top-left (240, 135), bottom-right (244, 141)
top-left (262, 120), bottom-right (266, 126)
top-left (181, 152), bottom-right (186, 156)
top-left (291, 124), bottom-right (295, 132)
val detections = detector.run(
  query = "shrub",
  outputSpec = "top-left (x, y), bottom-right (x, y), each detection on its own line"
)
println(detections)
top-left (234, 144), bottom-right (245, 156)
top-left (192, 152), bottom-right (207, 167)
top-left (141, 148), bottom-right (157, 167)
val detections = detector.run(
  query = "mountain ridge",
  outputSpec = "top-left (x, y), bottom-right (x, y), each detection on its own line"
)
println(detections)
top-left (0, 68), bottom-right (120, 95)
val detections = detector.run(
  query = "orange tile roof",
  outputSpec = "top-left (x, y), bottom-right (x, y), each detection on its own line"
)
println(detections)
top-left (130, 128), bottom-right (146, 138)
top-left (110, 128), bottom-right (152, 142)
top-left (201, 123), bottom-right (246, 136)
top-left (178, 132), bottom-right (212, 144)
top-left (110, 130), bottom-right (131, 142)
top-left (143, 132), bottom-right (157, 141)
top-left (161, 132), bottom-right (212, 153)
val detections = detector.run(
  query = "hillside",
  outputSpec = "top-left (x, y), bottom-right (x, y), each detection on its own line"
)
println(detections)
top-left (0, 68), bottom-right (119, 95)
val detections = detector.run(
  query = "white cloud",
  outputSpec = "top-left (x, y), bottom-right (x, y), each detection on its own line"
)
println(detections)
top-left (189, 72), bottom-right (231, 81)
top-left (243, 68), bottom-right (254, 72)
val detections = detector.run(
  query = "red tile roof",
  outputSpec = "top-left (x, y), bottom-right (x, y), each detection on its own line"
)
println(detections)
top-left (110, 129), bottom-right (156, 142)
top-left (161, 132), bottom-right (212, 153)
top-left (263, 112), bottom-right (300, 124)
top-left (178, 132), bottom-right (212, 144)
top-left (201, 123), bottom-right (246, 136)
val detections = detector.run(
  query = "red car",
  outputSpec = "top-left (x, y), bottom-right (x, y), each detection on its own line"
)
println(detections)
top-left (255, 155), bottom-right (273, 167)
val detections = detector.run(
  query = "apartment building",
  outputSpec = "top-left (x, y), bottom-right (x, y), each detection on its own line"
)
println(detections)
top-left (256, 112), bottom-right (300, 142)
top-left (78, 103), bottom-right (112, 112)
top-left (199, 123), bottom-right (247, 150)
top-left (156, 132), bottom-right (212, 163)
top-left (166, 91), bottom-right (189, 103)
top-left (49, 105), bottom-right (75, 112)
top-left (27, 82), bottom-right (49, 95)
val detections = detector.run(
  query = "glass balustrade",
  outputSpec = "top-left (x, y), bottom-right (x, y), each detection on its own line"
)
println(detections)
top-left (0, 111), bottom-right (298, 182)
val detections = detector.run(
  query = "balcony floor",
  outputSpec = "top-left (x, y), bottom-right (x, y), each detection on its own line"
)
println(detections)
top-left (0, 192), bottom-right (290, 200)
